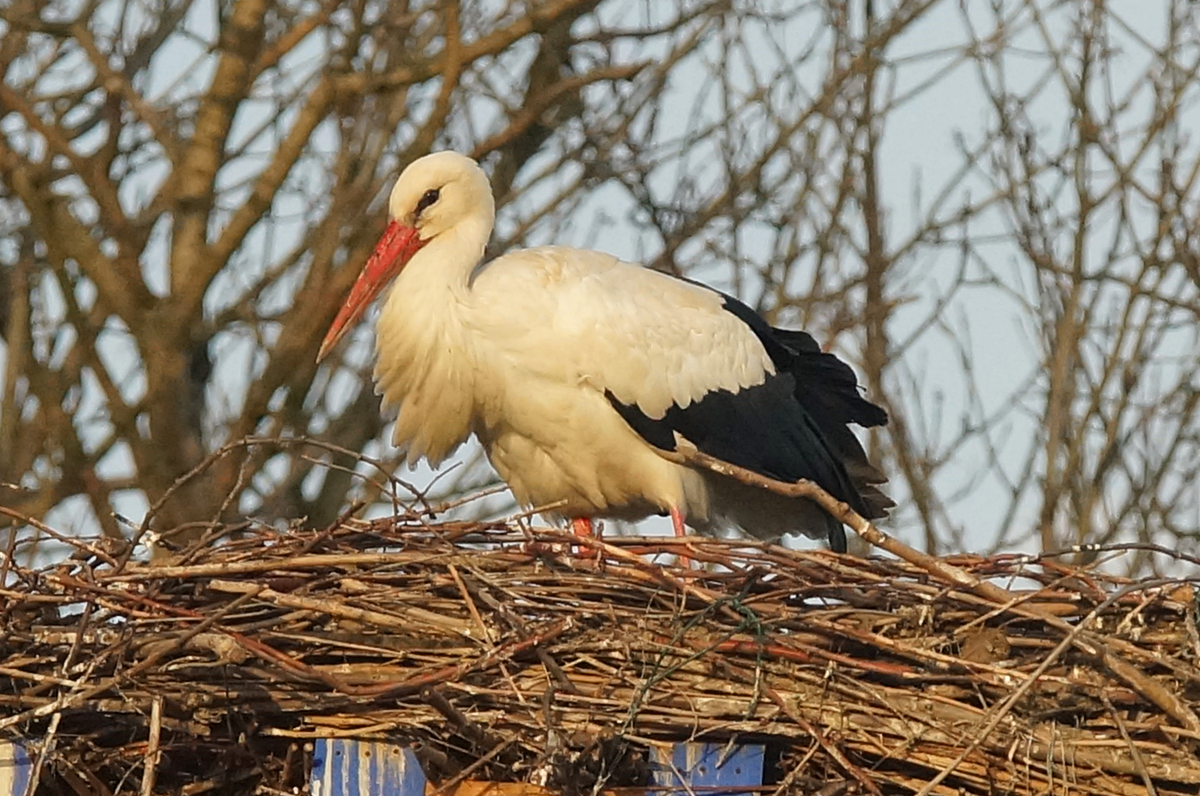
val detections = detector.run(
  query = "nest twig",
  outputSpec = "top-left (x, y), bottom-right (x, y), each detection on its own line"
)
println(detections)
top-left (1, 513), bottom-right (1198, 796)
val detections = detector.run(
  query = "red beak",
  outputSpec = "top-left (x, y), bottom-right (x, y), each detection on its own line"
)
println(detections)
top-left (317, 220), bottom-right (427, 363)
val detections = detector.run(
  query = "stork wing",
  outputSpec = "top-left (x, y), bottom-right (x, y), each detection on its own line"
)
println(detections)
top-left (473, 247), bottom-right (890, 527)
top-left (472, 247), bottom-right (775, 414)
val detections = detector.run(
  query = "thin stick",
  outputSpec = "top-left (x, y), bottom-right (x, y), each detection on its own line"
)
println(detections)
top-left (426, 739), bottom-right (514, 796)
top-left (912, 583), bottom-right (1165, 796)
top-left (140, 696), bottom-right (163, 796)
top-left (25, 711), bottom-right (61, 795)
top-left (666, 438), bottom-right (1200, 733)
top-left (1103, 693), bottom-right (1158, 796)
top-left (449, 562), bottom-right (494, 644)
top-left (663, 440), bottom-right (1020, 606)
top-left (765, 686), bottom-right (882, 796)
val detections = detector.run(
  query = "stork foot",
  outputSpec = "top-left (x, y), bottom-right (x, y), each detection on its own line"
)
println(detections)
top-left (669, 507), bottom-right (693, 569)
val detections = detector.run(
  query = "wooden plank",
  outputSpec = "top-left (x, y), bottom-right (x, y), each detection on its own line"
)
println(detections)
top-left (442, 783), bottom-right (553, 796)
top-left (309, 740), bottom-right (765, 796)
top-left (651, 742), bottom-right (765, 796)
top-left (311, 740), bottom-right (426, 796)
top-left (0, 742), bottom-right (31, 796)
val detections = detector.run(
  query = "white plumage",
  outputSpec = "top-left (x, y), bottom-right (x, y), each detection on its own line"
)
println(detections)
top-left (319, 151), bottom-right (891, 551)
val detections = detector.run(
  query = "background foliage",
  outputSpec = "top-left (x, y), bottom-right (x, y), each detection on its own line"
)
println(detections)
top-left (1, 0), bottom-right (1197, 572)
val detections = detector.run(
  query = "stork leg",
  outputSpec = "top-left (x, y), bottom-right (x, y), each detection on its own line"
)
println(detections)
top-left (669, 507), bottom-right (693, 569)
top-left (571, 517), bottom-right (599, 558)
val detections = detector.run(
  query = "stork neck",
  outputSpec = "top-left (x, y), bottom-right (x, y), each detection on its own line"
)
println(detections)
top-left (403, 214), bottom-right (492, 295)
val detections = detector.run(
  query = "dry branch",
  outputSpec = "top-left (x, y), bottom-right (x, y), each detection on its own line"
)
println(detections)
top-left (2, 515), bottom-right (1198, 795)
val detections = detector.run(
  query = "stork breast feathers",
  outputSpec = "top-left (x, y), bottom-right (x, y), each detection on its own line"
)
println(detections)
top-left (472, 247), bottom-right (775, 419)
top-left (374, 285), bottom-right (477, 466)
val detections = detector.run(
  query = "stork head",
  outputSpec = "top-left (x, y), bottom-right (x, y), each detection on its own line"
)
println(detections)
top-left (317, 151), bottom-right (495, 362)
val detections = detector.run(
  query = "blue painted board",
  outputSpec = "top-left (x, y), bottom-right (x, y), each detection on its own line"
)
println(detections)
top-left (0, 742), bottom-right (32, 796)
top-left (311, 740), bottom-right (426, 796)
top-left (651, 742), bottom-right (765, 796)
top-left (309, 739), bottom-right (764, 796)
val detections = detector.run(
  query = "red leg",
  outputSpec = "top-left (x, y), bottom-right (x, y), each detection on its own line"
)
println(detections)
top-left (670, 507), bottom-right (693, 568)
top-left (571, 517), bottom-right (599, 559)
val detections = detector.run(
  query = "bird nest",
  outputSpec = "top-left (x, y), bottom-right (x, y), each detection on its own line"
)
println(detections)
top-left (1, 516), bottom-right (1199, 796)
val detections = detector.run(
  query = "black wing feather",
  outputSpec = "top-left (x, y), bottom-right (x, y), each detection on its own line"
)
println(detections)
top-left (606, 289), bottom-right (891, 551)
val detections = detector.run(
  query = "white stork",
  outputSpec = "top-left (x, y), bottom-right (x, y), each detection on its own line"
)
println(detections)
top-left (317, 151), bottom-right (891, 552)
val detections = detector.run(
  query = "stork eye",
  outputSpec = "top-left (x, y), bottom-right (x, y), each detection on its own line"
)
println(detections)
top-left (416, 188), bottom-right (440, 216)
